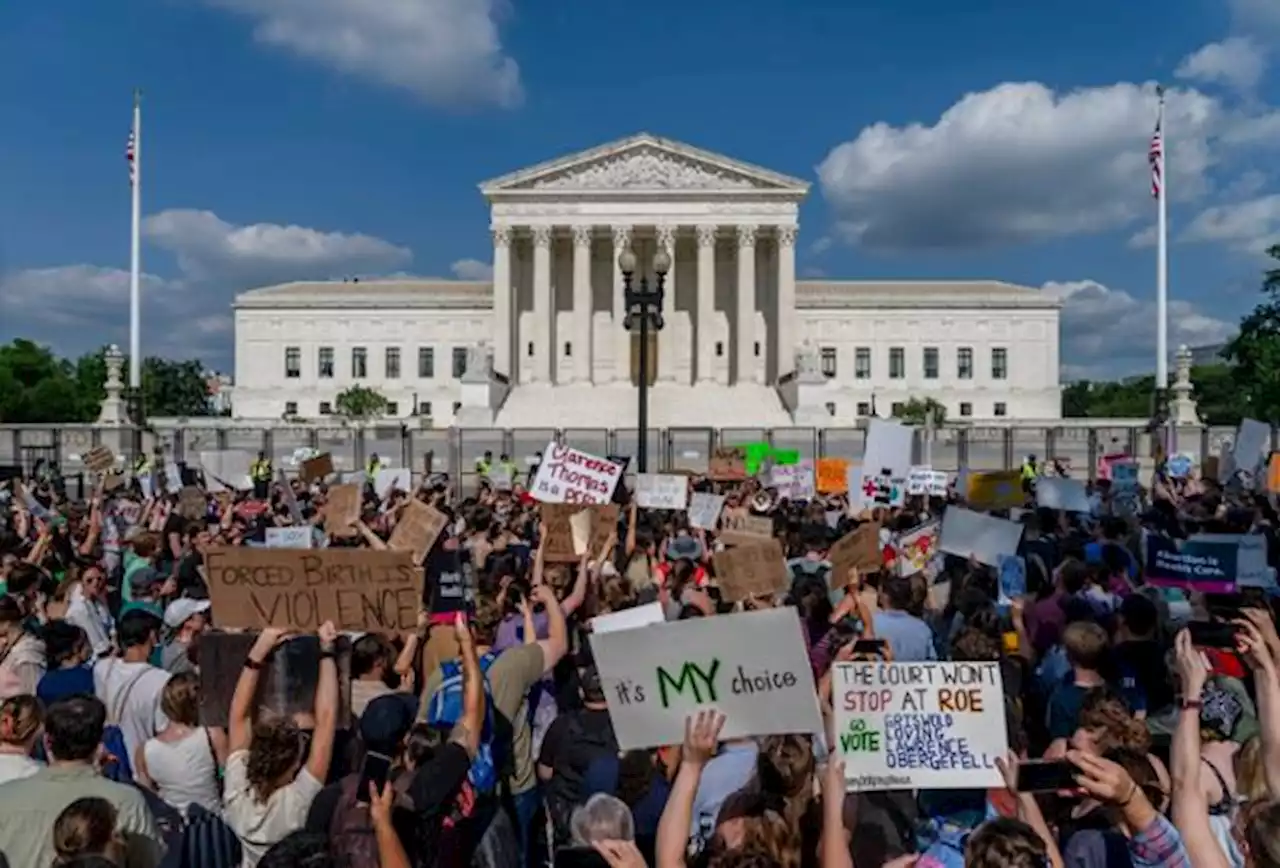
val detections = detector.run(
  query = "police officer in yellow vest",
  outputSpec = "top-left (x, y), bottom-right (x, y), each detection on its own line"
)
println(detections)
top-left (366, 453), bottom-right (386, 476)
top-left (250, 451), bottom-right (273, 499)
top-left (132, 453), bottom-right (151, 476)
top-left (1020, 454), bottom-right (1038, 493)
top-left (498, 453), bottom-right (518, 478)
top-left (475, 450), bottom-right (493, 476)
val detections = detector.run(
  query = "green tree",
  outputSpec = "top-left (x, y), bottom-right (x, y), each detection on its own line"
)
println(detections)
top-left (1189, 363), bottom-right (1245, 426)
top-left (334, 385), bottom-right (388, 421)
top-left (74, 348), bottom-right (213, 419)
top-left (0, 340), bottom-right (97, 423)
top-left (897, 397), bottom-right (947, 426)
top-left (1224, 244), bottom-right (1280, 422)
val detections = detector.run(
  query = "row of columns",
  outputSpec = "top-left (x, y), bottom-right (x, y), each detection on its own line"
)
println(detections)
top-left (490, 222), bottom-right (798, 385)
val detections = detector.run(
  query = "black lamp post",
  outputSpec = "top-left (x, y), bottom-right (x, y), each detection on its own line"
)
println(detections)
top-left (619, 246), bottom-right (670, 473)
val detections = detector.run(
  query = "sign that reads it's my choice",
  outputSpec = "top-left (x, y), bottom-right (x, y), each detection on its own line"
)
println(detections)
top-left (205, 547), bottom-right (421, 632)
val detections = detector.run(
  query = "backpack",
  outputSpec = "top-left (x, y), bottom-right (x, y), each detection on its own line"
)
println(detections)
top-left (328, 773), bottom-right (411, 868)
top-left (426, 651), bottom-right (505, 793)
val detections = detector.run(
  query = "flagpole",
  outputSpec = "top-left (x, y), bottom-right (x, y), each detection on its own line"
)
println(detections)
top-left (129, 89), bottom-right (142, 393)
top-left (1155, 86), bottom-right (1171, 454)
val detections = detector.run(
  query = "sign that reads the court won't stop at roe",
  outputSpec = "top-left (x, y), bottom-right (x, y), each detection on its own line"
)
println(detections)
top-left (530, 441), bottom-right (624, 505)
top-left (204, 547), bottom-right (421, 633)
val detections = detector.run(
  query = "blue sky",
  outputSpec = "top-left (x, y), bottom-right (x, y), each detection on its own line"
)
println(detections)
top-left (1, 0), bottom-right (1278, 380)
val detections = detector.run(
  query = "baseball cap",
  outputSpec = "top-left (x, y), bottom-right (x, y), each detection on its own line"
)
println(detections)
top-left (666, 535), bottom-right (703, 562)
top-left (129, 567), bottom-right (162, 598)
top-left (163, 598), bottom-right (212, 630)
top-left (359, 693), bottom-right (419, 755)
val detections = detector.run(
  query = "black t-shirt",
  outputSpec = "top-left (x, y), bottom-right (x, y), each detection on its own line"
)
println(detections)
top-left (538, 708), bottom-right (618, 837)
top-left (408, 742), bottom-right (475, 868)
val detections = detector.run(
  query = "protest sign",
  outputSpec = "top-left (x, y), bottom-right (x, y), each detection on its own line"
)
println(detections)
top-left (828, 524), bottom-right (881, 588)
top-left (687, 493), bottom-right (725, 530)
top-left (265, 527), bottom-right (313, 549)
top-left (713, 539), bottom-right (789, 602)
top-left (906, 466), bottom-right (934, 496)
top-left (855, 420), bottom-right (913, 510)
top-left (1035, 478), bottom-right (1091, 513)
top-left (542, 504), bottom-right (619, 562)
top-left (204, 547), bottom-right (420, 632)
top-left (1268, 454), bottom-right (1280, 494)
top-left (771, 461), bottom-right (816, 500)
top-left (374, 468), bottom-right (411, 499)
top-left (279, 470), bottom-right (304, 523)
top-left (488, 466), bottom-right (513, 490)
top-left (1111, 461), bottom-right (1139, 492)
top-left (938, 508), bottom-right (1023, 567)
top-left (1145, 537), bottom-right (1238, 594)
top-left (590, 608), bottom-right (822, 749)
top-left (591, 602), bottom-right (665, 635)
top-left (1234, 418), bottom-right (1271, 482)
top-left (178, 486), bottom-right (206, 521)
top-left (300, 453), bottom-right (334, 483)
top-left (816, 458), bottom-right (850, 494)
top-left (1191, 533), bottom-right (1271, 589)
top-left (387, 500), bottom-right (448, 565)
top-left (1167, 454), bottom-right (1194, 479)
top-left (857, 469), bottom-right (906, 509)
top-left (718, 512), bottom-right (774, 546)
top-left (708, 447), bottom-right (747, 481)
top-left (889, 522), bottom-right (940, 578)
top-left (636, 474), bottom-right (689, 510)
top-left (426, 547), bottom-right (472, 615)
top-left (198, 450), bottom-right (253, 493)
top-left (531, 441), bottom-right (624, 505)
top-left (998, 554), bottom-right (1026, 603)
top-left (833, 661), bottom-right (1007, 791)
top-left (570, 510), bottom-right (593, 555)
top-left (83, 446), bottom-right (115, 473)
top-left (326, 484), bottom-right (361, 532)
top-left (965, 471), bottom-right (1023, 511)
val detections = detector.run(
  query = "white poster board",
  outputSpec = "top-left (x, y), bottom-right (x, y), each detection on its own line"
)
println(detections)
top-left (636, 474), bottom-right (689, 510)
top-left (198, 450), bottom-right (254, 492)
top-left (1234, 418), bottom-right (1271, 481)
top-left (1191, 533), bottom-right (1273, 589)
top-left (856, 419), bottom-right (914, 510)
top-left (1035, 477), bottom-right (1091, 513)
top-left (591, 602), bottom-right (665, 635)
top-left (265, 526), bottom-right (314, 549)
top-left (938, 508), bottom-right (1023, 567)
top-left (374, 468), bottom-right (412, 499)
top-left (590, 608), bottom-right (823, 750)
top-left (687, 493), bottom-right (725, 530)
top-left (531, 441), bottom-right (625, 505)
top-left (833, 661), bottom-right (1007, 791)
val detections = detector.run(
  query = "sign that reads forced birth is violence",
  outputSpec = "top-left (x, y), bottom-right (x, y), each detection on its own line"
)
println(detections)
top-left (833, 661), bottom-right (1007, 791)
top-left (530, 441), bottom-right (624, 505)
top-left (589, 607), bottom-right (822, 750)
top-left (205, 547), bottom-right (421, 633)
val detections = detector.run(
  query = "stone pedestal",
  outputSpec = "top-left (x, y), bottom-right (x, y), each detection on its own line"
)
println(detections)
top-left (1171, 344), bottom-right (1201, 426)
top-left (97, 345), bottom-right (128, 425)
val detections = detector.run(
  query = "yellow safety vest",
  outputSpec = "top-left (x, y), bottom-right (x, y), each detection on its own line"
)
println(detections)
top-left (250, 460), bottom-right (272, 482)
top-left (366, 459), bottom-right (384, 475)
top-left (133, 455), bottom-right (150, 474)
top-left (475, 459), bottom-right (492, 475)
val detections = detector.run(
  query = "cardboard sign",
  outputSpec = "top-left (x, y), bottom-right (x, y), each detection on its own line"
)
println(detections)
top-left (965, 471), bottom-right (1023, 511)
top-left (387, 500), bottom-right (448, 565)
top-left (265, 526), bottom-right (313, 549)
top-left (204, 547), bottom-right (421, 632)
top-left (687, 493), bottom-right (725, 530)
top-left (300, 453), bottom-right (334, 483)
top-left (542, 504), bottom-right (619, 563)
top-left (719, 512), bottom-right (774, 547)
top-left (1145, 537), bottom-right (1238, 594)
top-left (712, 538), bottom-right (789, 602)
top-left (590, 607), bottom-right (822, 749)
top-left (708, 447), bottom-right (747, 481)
top-left (833, 661), bottom-right (1007, 791)
top-left (636, 474), bottom-right (689, 510)
top-left (178, 486), bottom-right (206, 521)
top-left (531, 442), bottom-right (624, 505)
top-left (828, 523), bottom-right (881, 587)
top-left (83, 446), bottom-right (115, 473)
top-left (326, 484), bottom-right (361, 532)
top-left (816, 458), bottom-right (850, 494)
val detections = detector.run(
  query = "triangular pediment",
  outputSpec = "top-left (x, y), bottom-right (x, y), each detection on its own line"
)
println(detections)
top-left (480, 133), bottom-right (810, 196)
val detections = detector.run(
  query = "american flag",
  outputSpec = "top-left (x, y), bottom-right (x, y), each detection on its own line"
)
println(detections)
top-left (1148, 119), bottom-right (1163, 199)
top-left (126, 127), bottom-right (136, 186)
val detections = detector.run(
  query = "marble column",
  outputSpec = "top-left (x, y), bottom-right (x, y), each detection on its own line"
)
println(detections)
top-left (776, 224), bottom-right (797, 382)
top-left (612, 224), bottom-right (632, 383)
top-left (656, 224), bottom-right (676, 383)
top-left (532, 225), bottom-right (553, 383)
top-left (696, 224), bottom-right (717, 384)
top-left (491, 224), bottom-right (512, 378)
top-left (736, 224), bottom-right (757, 385)
top-left (572, 225), bottom-right (593, 383)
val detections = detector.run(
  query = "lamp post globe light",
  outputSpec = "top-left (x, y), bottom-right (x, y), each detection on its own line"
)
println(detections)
top-left (619, 247), bottom-right (669, 473)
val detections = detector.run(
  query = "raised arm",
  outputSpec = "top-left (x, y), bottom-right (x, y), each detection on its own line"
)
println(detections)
top-left (305, 621), bottom-right (340, 784)
top-left (530, 584), bottom-right (568, 674)
top-left (452, 612), bottom-right (484, 757)
top-left (229, 628), bottom-right (290, 753)
top-left (656, 711), bottom-right (724, 868)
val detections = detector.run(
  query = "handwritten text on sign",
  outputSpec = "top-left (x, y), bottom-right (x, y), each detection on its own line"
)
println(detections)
top-left (589, 607), bottom-right (822, 749)
top-left (205, 547), bottom-right (421, 633)
top-left (530, 441), bottom-right (624, 505)
top-left (833, 661), bottom-right (1007, 791)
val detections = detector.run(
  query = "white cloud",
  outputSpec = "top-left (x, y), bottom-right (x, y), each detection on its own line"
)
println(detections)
top-left (1045, 279), bottom-right (1236, 378)
top-left (449, 258), bottom-right (493, 280)
top-left (202, 0), bottom-right (521, 108)
top-left (816, 82), bottom-right (1222, 251)
top-left (1180, 194), bottom-right (1280, 253)
top-left (1176, 37), bottom-right (1268, 92)
top-left (142, 209), bottom-right (412, 284)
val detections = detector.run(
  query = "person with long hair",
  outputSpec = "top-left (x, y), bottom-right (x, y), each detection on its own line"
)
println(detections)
top-left (0, 693), bottom-right (42, 784)
top-left (136, 671), bottom-right (226, 817)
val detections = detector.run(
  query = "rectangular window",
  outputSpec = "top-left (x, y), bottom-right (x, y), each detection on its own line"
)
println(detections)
top-left (820, 347), bottom-right (837, 378)
top-left (891, 401), bottom-right (905, 417)
top-left (959, 402), bottom-right (972, 417)
top-left (318, 347), bottom-right (334, 379)
top-left (856, 402), bottom-right (871, 416)
top-left (385, 401), bottom-right (399, 416)
top-left (452, 347), bottom-right (468, 379)
top-left (284, 347), bottom-right (301, 379)
top-left (418, 347), bottom-right (434, 378)
top-left (319, 401), bottom-right (333, 415)
top-left (564, 342), bottom-right (572, 358)
top-left (385, 348), bottom-right (401, 379)
top-left (825, 402), bottom-right (836, 415)
top-left (284, 401), bottom-right (298, 416)
top-left (854, 347), bottom-right (871, 379)
top-left (753, 342), bottom-right (761, 357)
top-left (420, 401), bottom-right (432, 417)
top-left (923, 347), bottom-right (939, 380)
top-left (958, 347), bottom-right (973, 380)
top-left (994, 402), bottom-right (1008, 417)
top-left (889, 347), bottom-right (905, 379)
top-left (351, 347), bottom-right (367, 379)
top-left (992, 347), bottom-right (1008, 380)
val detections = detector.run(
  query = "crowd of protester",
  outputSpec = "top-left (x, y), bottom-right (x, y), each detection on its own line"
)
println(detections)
top-left (0, 447), bottom-right (1277, 868)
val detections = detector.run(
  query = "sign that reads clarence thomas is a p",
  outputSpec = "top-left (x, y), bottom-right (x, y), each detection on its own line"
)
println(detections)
top-left (530, 441), bottom-right (624, 505)
top-left (589, 607), bottom-right (822, 750)
top-left (833, 661), bottom-right (1007, 792)
top-left (205, 547), bottom-right (421, 633)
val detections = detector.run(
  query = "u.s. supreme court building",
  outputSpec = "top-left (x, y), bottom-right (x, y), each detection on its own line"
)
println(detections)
top-left (231, 134), bottom-right (1062, 428)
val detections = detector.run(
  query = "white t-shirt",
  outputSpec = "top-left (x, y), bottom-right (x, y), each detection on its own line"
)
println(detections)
top-left (92, 658), bottom-right (171, 770)
top-left (222, 749), bottom-right (324, 868)
top-left (0, 753), bottom-right (41, 786)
